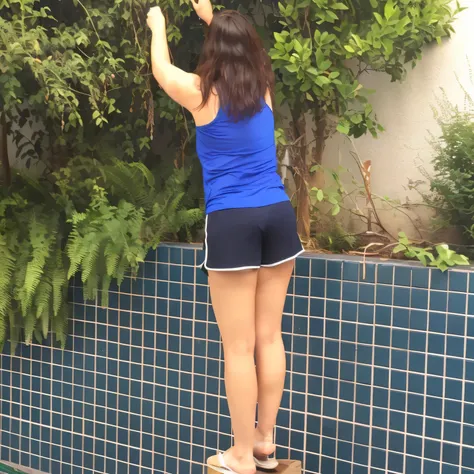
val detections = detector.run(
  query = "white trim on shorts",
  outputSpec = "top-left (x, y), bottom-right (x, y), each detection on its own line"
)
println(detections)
top-left (260, 248), bottom-right (305, 268)
top-left (201, 215), bottom-right (305, 272)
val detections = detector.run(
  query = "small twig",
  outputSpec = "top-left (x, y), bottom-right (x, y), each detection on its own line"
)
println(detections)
top-left (348, 137), bottom-right (396, 240)
top-left (75, 0), bottom-right (102, 46)
top-left (372, 193), bottom-right (424, 239)
top-left (361, 242), bottom-right (384, 279)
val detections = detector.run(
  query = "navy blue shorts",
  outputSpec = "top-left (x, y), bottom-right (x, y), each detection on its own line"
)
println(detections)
top-left (201, 201), bottom-right (303, 272)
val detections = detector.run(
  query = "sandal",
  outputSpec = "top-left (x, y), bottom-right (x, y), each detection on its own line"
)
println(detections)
top-left (253, 442), bottom-right (279, 470)
top-left (207, 453), bottom-right (238, 474)
top-left (253, 456), bottom-right (279, 471)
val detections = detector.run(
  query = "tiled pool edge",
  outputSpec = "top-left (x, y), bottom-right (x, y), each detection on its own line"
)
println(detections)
top-left (1, 244), bottom-right (474, 474)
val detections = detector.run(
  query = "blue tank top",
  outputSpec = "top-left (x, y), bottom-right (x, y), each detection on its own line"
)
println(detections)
top-left (196, 102), bottom-right (289, 214)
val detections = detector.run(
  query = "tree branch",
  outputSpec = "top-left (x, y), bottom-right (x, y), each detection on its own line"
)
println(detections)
top-left (0, 112), bottom-right (11, 186)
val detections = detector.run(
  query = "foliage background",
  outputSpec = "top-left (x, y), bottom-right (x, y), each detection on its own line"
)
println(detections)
top-left (0, 0), bottom-right (467, 348)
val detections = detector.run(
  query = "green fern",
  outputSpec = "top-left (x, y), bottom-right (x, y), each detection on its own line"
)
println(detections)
top-left (52, 303), bottom-right (69, 348)
top-left (1, 159), bottom-right (203, 351)
top-left (19, 215), bottom-right (57, 315)
top-left (24, 308), bottom-right (36, 346)
top-left (0, 233), bottom-right (16, 341)
top-left (40, 310), bottom-right (49, 339)
top-left (52, 253), bottom-right (67, 317)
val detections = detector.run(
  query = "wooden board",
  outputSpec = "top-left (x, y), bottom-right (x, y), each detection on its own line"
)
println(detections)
top-left (267, 460), bottom-right (301, 473)
top-left (0, 462), bottom-right (46, 474)
top-left (208, 459), bottom-right (301, 474)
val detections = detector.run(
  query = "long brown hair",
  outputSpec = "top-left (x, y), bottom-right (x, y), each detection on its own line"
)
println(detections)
top-left (196, 10), bottom-right (275, 120)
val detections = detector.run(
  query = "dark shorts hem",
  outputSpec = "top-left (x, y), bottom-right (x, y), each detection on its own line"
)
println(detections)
top-left (199, 201), bottom-right (303, 274)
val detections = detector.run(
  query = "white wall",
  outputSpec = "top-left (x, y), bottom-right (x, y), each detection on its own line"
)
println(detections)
top-left (323, 0), bottom-right (474, 240)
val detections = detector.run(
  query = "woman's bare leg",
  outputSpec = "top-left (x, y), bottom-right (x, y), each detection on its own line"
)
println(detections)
top-left (208, 269), bottom-right (259, 474)
top-left (254, 260), bottom-right (294, 458)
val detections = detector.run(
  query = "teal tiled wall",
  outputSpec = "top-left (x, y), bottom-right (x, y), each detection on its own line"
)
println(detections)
top-left (1, 244), bottom-right (474, 474)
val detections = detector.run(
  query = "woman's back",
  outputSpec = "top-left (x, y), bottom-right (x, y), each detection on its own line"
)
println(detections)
top-left (196, 101), bottom-right (288, 214)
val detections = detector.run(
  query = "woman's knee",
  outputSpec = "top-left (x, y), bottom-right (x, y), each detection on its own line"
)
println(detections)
top-left (223, 333), bottom-right (256, 357)
top-left (255, 326), bottom-right (282, 347)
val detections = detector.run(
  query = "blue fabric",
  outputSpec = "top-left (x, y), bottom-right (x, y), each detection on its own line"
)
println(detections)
top-left (196, 103), bottom-right (289, 214)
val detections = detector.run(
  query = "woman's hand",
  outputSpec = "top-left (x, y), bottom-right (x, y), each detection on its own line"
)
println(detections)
top-left (147, 6), bottom-right (166, 33)
top-left (191, 0), bottom-right (213, 25)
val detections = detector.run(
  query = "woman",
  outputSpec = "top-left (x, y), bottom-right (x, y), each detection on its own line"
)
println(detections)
top-left (147, 3), bottom-right (303, 473)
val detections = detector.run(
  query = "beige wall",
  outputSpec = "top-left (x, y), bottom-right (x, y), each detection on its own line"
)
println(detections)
top-left (323, 0), bottom-right (474, 240)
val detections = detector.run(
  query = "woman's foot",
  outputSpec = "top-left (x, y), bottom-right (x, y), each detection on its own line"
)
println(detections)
top-left (208, 448), bottom-right (256, 474)
top-left (253, 427), bottom-right (276, 461)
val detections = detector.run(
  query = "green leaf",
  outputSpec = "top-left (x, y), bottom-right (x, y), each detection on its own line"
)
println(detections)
top-left (392, 244), bottom-right (406, 254)
top-left (382, 39), bottom-right (394, 55)
top-left (373, 12), bottom-right (384, 25)
top-left (294, 39), bottom-right (303, 54)
top-left (384, 0), bottom-right (396, 20)
top-left (332, 3), bottom-right (349, 10)
top-left (344, 45), bottom-right (355, 53)
top-left (286, 64), bottom-right (298, 73)
top-left (337, 121), bottom-right (350, 134)
top-left (319, 60), bottom-right (332, 72)
top-left (315, 76), bottom-right (331, 87)
top-left (274, 32), bottom-right (286, 44)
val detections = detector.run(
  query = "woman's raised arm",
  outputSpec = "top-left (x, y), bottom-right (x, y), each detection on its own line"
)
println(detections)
top-left (147, 6), bottom-right (201, 111)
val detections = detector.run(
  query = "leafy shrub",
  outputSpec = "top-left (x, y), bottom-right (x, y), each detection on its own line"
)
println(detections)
top-left (428, 112), bottom-right (474, 241)
top-left (0, 160), bottom-right (202, 351)
top-left (0, 0), bottom-right (205, 349)
top-left (393, 232), bottom-right (469, 271)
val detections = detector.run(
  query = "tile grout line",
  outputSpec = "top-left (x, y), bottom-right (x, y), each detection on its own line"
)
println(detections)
top-left (403, 268), bottom-right (413, 473)
top-left (458, 271), bottom-right (468, 474)
top-left (334, 261), bottom-right (343, 474)
top-left (420, 268), bottom-right (431, 474)
top-left (188, 249), bottom-right (197, 474)
top-left (439, 271), bottom-right (448, 472)
top-left (138, 262), bottom-right (146, 474)
top-left (302, 260), bottom-right (312, 474)
top-left (92, 298), bottom-right (98, 474)
top-left (316, 260), bottom-right (328, 474)
top-left (383, 263), bottom-right (392, 474)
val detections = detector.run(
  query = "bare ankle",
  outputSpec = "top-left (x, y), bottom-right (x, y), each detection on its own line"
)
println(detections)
top-left (255, 425), bottom-right (274, 442)
top-left (230, 445), bottom-right (254, 463)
